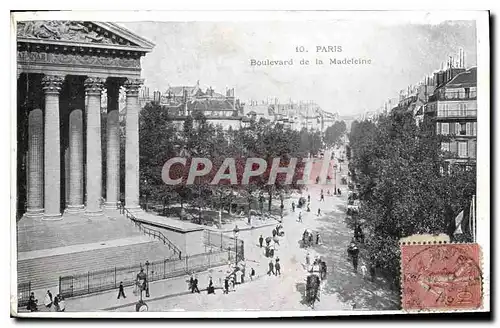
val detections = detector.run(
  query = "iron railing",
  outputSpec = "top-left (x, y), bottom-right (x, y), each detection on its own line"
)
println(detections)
top-left (58, 249), bottom-right (233, 299)
top-left (17, 282), bottom-right (31, 308)
top-left (118, 202), bottom-right (182, 260)
top-left (204, 230), bottom-right (244, 263)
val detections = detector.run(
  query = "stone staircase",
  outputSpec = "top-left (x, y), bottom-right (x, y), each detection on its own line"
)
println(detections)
top-left (17, 212), bottom-right (144, 252)
top-left (17, 239), bottom-right (172, 290)
top-left (16, 210), bottom-right (178, 291)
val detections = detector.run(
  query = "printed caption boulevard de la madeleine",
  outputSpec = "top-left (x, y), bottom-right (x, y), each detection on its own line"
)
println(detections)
top-left (250, 45), bottom-right (373, 67)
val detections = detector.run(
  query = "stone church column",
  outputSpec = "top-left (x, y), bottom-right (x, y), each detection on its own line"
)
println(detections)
top-left (66, 109), bottom-right (84, 213)
top-left (84, 77), bottom-right (105, 216)
top-left (42, 75), bottom-right (64, 220)
top-left (25, 108), bottom-right (44, 218)
top-left (124, 79), bottom-right (143, 211)
top-left (104, 80), bottom-right (121, 209)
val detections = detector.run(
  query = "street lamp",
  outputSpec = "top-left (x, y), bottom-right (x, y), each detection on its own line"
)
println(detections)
top-left (334, 164), bottom-right (338, 195)
top-left (145, 261), bottom-right (150, 298)
top-left (233, 225), bottom-right (240, 265)
top-left (143, 179), bottom-right (149, 212)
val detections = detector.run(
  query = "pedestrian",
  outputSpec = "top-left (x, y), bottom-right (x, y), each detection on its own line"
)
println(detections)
top-left (306, 252), bottom-right (311, 265)
top-left (117, 281), bottom-right (126, 299)
top-left (189, 274), bottom-right (194, 291)
top-left (298, 211), bottom-right (303, 223)
top-left (207, 277), bottom-right (215, 294)
top-left (307, 194), bottom-right (311, 203)
top-left (338, 188), bottom-right (342, 195)
top-left (231, 275), bottom-right (236, 291)
top-left (250, 267), bottom-right (256, 281)
top-left (272, 229), bottom-right (277, 237)
top-left (348, 241), bottom-right (360, 272)
top-left (267, 260), bottom-right (275, 275)
top-left (53, 294), bottom-right (60, 312)
top-left (27, 292), bottom-right (38, 312)
top-left (307, 204), bottom-right (311, 212)
top-left (58, 296), bottom-right (66, 312)
top-left (241, 267), bottom-right (246, 284)
top-left (224, 277), bottom-right (229, 294)
top-left (316, 232), bottom-right (321, 245)
top-left (259, 234), bottom-right (264, 248)
top-left (320, 189), bottom-right (324, 202)
top-left (192, 276), bottom-right (200, 293)
top-left (275, 258), bottom-right (281, 276)
top-left (44, 290), bottom-right (53, 310)
top-left (317, 208), bottom-right (321, 216)
top-left (280, 203), bottom-right (284, 215)
top-left (292, 202), bottom-right (295, 212)
top-left (327, 189), bottom-right (331, 196)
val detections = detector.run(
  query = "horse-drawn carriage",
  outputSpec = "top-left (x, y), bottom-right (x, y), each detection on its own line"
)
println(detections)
top-left (304, 260), bottom-right (327, 308)
top-left (297, 197), bottom-right (307, 208)
top-left (305, 274), bottom-right (321, 308)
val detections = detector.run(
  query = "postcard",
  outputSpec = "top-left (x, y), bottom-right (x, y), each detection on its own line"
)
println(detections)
top-left (10, 10), bottom-right (490, 318)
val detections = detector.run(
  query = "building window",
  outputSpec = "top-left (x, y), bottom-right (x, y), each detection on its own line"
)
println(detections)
top-left (441, 123), bottom-right (449, 135)
top-left (459, 103), bottom-right (467, 116)
top-left (441, 142), bottom-right (450, 152)
top-left (459, 123), bottom-right (467, 135)
top-left (458, 142), bottom-right (468, 158)
top-left (473, 122), bottom-right (477, 136)
top-left (466, 122), bottom-right (471, 136)
top-left (464, 87), bottom-right (470, 98)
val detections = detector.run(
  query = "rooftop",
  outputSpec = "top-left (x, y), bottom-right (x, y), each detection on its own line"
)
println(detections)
top-left (445, 67), bottom-right (477, 89)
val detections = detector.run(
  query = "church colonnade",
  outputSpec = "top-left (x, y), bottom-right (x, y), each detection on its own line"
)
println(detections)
top-left (23, 73), bottom-right (143, 220)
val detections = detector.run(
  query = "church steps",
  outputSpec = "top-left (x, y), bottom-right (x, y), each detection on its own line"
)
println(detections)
top-left (18, 240), bottom-right (174, 290)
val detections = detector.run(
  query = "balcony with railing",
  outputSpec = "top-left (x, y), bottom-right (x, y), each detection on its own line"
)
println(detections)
top-left (436, 109), bottom-right (477, 119)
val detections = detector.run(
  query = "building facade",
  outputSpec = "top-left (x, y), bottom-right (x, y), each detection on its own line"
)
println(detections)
top-left (16, 21), bottom-right (154, 219)
top-left (425, 67), bottom-right (477, 170)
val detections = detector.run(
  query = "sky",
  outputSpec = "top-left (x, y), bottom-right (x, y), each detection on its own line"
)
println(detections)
top-left (122, 20), bottom-right (476, 116)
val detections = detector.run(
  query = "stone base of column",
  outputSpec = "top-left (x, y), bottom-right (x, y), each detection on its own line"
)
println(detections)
top-left (42, 213), bottom-right (63, 221)
top-left (103, 201), bottom-right (119, 210)
top-left (85, 209), bottom-right (104, 217)
top-left (64, 205), bottom-right (85, 214)
top-left (24, 208), bottom-right (44, 219)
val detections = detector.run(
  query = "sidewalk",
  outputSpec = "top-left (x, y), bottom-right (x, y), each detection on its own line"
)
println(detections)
top-left (64, 265), bottom-right (225, 311)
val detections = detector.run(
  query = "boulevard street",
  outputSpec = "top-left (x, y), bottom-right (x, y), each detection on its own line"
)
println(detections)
top-left (116, 174), bottom-right (399, 312)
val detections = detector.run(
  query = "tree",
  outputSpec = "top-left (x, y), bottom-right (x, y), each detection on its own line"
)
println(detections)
top-left (324, 120), bottom-right (347, 147)
top-left (349, 109), bottom-right (476, 288)
top-left (139, 103), bottom-right (178, 207)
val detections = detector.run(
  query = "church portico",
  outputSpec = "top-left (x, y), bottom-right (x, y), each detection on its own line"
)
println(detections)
top-left (16, 21), bottom-right (154, 219)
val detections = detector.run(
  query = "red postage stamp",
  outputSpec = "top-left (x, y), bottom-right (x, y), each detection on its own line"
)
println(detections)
top-left (401, 243), bottom-right (482, 311)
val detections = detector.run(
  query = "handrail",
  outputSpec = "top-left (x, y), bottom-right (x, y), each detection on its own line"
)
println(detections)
top-left (118, 202), bottom-right (183, 260)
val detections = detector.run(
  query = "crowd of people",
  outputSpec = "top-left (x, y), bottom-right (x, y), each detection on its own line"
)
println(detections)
top-left (26, 289), bottom-right (66, 312)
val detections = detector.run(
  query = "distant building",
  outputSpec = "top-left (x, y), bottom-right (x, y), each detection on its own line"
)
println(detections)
top-left (140, 82), bottom-right (245, 131)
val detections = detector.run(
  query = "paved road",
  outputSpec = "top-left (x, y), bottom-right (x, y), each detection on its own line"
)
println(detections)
top-left (114, 178), bottom-right (399, 312)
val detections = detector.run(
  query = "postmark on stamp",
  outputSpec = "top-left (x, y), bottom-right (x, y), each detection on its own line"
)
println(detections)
top-left (400, 243), bottom-right (482, 311)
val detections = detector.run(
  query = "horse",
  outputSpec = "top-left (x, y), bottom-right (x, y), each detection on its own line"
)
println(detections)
top-left (305, 274), bottom-right (321, 308)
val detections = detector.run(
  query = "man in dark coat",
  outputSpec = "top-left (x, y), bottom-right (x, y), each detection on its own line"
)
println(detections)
top-left (275, 258), bottom-right (281, 276)
top-left (207, 277), bottom-right (215, 294)
top-left (267, 260), bottom-right (275, 275)
top-left (224, 277), bottom-right (229, 294)
top-left (259, 235), bottom-right (264, 248)
top-left (192, 276), bottom-right (200, 293)
top-left (117, 281), bottom-right (126, 299)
